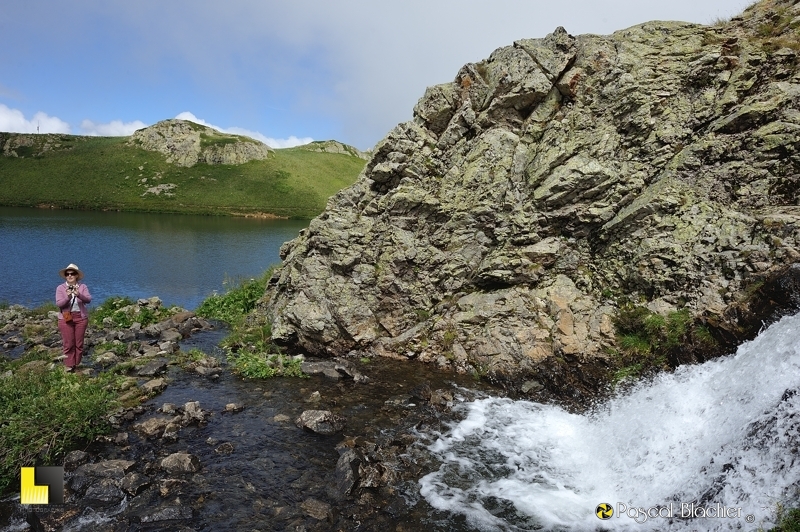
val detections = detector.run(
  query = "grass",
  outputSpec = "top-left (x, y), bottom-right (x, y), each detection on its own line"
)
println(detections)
top-left (611, 304), bottom-right (700, 382)
top-left (227, 350), bottom-right (306, 379)
top-left (769, 506), bottom-right (800, 532)
top-left (196, 269), bottom-right (274, 327)
top-left (0, 368), bottom-right (119, 494)
top-left (0, 133), bottom-right (365, 219)
top-left (196, 266), bottom-right (307, 379)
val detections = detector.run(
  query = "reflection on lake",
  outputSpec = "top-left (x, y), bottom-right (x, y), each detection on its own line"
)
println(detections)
top-left (0, 207), bottom-right (308, 310)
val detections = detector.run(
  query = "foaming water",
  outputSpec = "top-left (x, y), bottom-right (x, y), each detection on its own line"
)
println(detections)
top-left (420, 312), bottom-right (800, 531)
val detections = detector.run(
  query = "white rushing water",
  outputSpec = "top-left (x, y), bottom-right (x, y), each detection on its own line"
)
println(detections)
top-left (420, 312), bottom-right (800, 531)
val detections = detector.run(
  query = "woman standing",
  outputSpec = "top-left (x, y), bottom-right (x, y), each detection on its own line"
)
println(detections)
top-left (55, 263), bottom-right (92, 372)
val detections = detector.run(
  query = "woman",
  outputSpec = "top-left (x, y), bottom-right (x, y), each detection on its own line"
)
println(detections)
top-left (55, 263), bottom-right (92, 372)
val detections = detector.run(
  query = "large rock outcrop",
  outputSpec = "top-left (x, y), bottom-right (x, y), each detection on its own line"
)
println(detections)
top-left (260, 0), bottom-right (800, 394)
top-left (128, 119), bottom-right (271, 167)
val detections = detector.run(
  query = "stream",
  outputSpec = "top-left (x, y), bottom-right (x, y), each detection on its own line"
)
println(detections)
top-left (1, 326), bottom-right (499, 531)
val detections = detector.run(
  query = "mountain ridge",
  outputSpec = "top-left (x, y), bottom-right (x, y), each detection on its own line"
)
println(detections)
top-left (0, 120), bottom-right (366, 218)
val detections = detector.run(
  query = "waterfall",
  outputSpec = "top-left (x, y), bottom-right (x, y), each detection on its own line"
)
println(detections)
top-left (419, 312), bottom-right (800, 531)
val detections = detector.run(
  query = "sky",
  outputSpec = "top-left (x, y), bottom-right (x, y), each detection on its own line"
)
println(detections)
top-left (1, 1), bottom-right (750, 151)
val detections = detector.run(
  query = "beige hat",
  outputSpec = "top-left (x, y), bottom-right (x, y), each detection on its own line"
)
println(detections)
top-left (59, 263), bottom-right (84, 281)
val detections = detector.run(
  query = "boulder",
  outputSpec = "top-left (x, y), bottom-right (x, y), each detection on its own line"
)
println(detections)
top-left (258, 3), bottom-right (800, 397)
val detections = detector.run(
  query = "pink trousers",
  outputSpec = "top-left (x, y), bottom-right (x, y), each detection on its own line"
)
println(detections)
top-left (58, 316), bottom-right (88, 368)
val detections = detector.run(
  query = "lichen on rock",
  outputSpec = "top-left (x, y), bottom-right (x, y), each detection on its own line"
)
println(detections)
top-left (258, 0), bottom-right (800, 399)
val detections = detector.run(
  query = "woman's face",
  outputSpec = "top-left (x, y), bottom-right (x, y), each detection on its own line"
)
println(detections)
top-left (65, 270), bottom-right (79, 286)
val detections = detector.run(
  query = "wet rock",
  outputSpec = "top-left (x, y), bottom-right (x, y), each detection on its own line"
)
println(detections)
top-left (300, 498), bottom-right (332, 521)
top-left (140, 505), bottom-right (193, 522)
top-left (333, 449), bottom-right (362, 498)
top-left (160, 328), bottom-right (182, 343)
top-left (305, 391), bottom-right (322, 403)
top-left (63, 450), bottom-right (89, 471)
top-left (521, 380), bottom-right (544, 393)
top-left (182, 401), bottom-right (209, 424)
top-left (133, 416), bottom-right (175, 439)
top-left (215, 442), bottom-right (235, 455)
top-left (137, 359), bottom-right (168, 377)
top-left (358, 463), bottom-right (387, 489)
top-left (75, 459), bottom-right (136, 479)
top-left (384, 394), bottom-right (415, 408)
top-left (171, 311), bottom-right (194, 324)
top-left (120, 472), bottom-right (151, 496)
top-left (410, 382), bottom-right (432, 402)
top-left (295, 410), bottom-right (346, 435)
top-left (141, 377), bottom-right (167, 394)
top-left (160, 452), bottom-right (201, 474)
top-left (224, 402), bottom-right (244, 412)
top-left (301, 360), bottom-right (343, 380)
top-left (195, 366), bottom-right (219, 377)
top-left (430, 388), bottom-right (455, 407)
top-left (273, 414), bottom-right (291, 423)
top-left (159, 479), bottom-right (186, 496)
top-left (159, 403), bottom-right (178, 414)
top-left (84, 478), bottom-right (125, 504)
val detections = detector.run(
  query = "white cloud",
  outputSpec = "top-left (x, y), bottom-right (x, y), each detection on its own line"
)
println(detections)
top-left (0, 104), bottom-right (71, 134)
top-left (175, 111), bottom-right (313, 148)
top-left (80, 119), bottom-right (148, 136)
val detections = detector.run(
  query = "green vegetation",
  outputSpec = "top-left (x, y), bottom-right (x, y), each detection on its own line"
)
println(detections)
top-left (196, 267), bottom-right (306, 379)
top-left (94, 341), bottom-right (128, 357)
top-left (766, 505), bottom-right (800, 532)
top-left (227, 351), bottom-right (306, 379)
top-left (0, 134), bottom-right (365, 219)
top-left (89, 296), bottom-right (180, 328)
top-left (0, 365), bottom-right (119, 493)
top-left (611, 304), bottom-right (714, 382)
top-left (196, 270), bottom-right (273, 326)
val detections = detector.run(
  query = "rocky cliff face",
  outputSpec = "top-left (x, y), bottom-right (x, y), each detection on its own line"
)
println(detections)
top-left (128, 119), bottom-right (271, 167)
top-left (260, 0), bottom-right (800, 396)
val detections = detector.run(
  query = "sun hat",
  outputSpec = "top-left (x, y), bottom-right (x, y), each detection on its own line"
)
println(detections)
top-left (59, 263), bottom-right (84, 281)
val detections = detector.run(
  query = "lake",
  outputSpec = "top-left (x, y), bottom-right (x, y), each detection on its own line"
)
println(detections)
top-left (0, 206), bottom-right (309, 310)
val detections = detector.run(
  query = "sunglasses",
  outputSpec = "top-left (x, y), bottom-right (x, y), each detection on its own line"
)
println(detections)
top-left (65, 272), bottom-right (78, 276)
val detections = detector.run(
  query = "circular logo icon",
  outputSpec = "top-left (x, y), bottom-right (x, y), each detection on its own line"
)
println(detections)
top-left (596, 503), bottom-right (614, 520)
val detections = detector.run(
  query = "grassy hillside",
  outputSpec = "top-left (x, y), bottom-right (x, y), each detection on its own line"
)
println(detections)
top-left (0, 134), bottom-right (366, 218)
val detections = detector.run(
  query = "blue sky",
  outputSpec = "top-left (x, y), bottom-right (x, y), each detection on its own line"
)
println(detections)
top-left (1, 1), bottom-right (749, 151)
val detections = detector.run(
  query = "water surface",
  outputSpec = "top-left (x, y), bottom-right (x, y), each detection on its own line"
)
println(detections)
top-left (0, 206), bottom-right (308, 310)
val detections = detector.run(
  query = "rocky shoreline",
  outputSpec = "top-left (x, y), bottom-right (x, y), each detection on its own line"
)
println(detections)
top-left (0, 299), bottom-right (498, 531)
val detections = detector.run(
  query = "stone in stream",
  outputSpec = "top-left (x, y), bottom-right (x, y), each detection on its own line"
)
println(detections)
top-left (295, 410), bottom-right (346, 435)
top-left (137, 358), bottom-right (168, 377)
top-left (141, 377), bottom-right (167, 394)
top-left (120, 472), bottom-right (151, 496)
top-left (160, 452), bottom-right (201, 474)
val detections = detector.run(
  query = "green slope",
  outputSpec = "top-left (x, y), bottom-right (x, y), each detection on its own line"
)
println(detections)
top-left (0, 134), bottom-right (366, 218)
